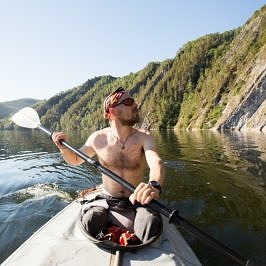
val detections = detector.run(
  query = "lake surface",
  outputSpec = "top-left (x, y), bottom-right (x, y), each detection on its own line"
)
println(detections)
top-left (0, 129), bottom-right (265, 265)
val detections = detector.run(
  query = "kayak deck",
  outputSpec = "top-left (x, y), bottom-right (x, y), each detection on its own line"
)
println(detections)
top-left (2, 190), bottom-right (201, 265)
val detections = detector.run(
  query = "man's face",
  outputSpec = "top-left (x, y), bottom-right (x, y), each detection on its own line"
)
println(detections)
top-left (113, 93), bottom-right (140, 126)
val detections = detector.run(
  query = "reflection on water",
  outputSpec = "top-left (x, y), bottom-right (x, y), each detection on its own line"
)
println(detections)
top-left (153, 130), bottom-right (266, 265)
top-left (0, 129), bottom-right (265, 265)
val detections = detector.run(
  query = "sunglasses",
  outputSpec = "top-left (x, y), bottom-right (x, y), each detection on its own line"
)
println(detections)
top-left (113, 97), bottom-right (135, 107)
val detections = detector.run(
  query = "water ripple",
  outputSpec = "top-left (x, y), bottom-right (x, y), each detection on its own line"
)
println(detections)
top-left (0, 183), bottom-right (73, 204)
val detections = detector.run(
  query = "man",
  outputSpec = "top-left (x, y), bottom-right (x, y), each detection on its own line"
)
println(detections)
top-left (52, 87), bottom-right (164, 243)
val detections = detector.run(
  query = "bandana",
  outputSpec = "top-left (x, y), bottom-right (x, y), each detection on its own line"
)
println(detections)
top-left (103, 87), bottom-right (127, 119)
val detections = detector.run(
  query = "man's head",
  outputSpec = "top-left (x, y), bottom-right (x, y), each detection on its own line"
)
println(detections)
top-left (103, 87), bottom-right (139, 125)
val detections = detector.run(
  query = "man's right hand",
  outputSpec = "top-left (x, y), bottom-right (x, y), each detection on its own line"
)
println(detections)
top-left (51, 132), bottom-right (67, 150)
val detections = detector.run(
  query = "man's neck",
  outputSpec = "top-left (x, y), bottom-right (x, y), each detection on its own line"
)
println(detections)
top-left (110, 122), bottom-right (132, 140)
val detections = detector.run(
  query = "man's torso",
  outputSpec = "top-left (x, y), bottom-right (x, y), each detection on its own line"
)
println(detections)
top-left (91, 127), bottom-right (147, 197)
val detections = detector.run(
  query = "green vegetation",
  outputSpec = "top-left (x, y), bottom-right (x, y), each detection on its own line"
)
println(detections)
top-left (204, 104), bottom-right (226, 129)
top-left (0, 5), bottom-right (265, 131)
top-left (0, 98), bottom-right (40, 119)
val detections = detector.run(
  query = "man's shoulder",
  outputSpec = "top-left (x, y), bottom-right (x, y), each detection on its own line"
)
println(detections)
top-left (86, 127), bottom-right (109, 142)
top-left (133, 128), bottom-right (153, 144)
top-left (92, 127), bottom-right (109, 135)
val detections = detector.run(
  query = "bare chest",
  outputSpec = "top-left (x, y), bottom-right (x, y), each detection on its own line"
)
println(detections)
top-left (98, 140), bottom-right (145, 171)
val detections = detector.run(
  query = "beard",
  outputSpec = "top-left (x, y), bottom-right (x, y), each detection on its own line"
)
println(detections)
top-left (119, 108), bottom-right (140, 126)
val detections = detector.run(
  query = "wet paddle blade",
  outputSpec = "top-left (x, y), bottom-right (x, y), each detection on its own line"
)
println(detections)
top-left (11, 107), bottom-right (41, 129)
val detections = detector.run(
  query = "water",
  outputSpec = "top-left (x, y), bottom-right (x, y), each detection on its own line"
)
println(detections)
top-left (0, 129), bottom-right (265, 265)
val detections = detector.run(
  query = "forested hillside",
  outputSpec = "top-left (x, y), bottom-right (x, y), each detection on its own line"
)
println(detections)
top-left (1, 5), bottom-right (265, 132)
top-left (0, 98), bottom-right (40, 119)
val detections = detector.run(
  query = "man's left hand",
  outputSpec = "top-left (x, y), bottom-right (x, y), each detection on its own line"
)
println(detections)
top-left (129, 182), bottom-right (160, 205)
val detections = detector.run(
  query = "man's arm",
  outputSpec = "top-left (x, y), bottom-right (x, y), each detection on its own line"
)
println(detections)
top-left (130, 133), bottom-right (164, 205)
top-left (144, 135), bottom-right (164, 185)
top-left (52, 132), bottom-right (95, 166)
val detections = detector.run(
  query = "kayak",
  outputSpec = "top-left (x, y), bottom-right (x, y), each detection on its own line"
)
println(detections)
top-left (2, 188), bottom-right (202, 266)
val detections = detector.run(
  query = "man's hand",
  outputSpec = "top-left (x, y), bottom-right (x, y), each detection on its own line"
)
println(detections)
top-left (51, 132), bottom-right (67, 149)
top-left (129, 182), bottom-right (160, 205)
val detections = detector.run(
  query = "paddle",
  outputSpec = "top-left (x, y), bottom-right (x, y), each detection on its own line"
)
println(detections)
top-left (11, 107), bottom-right (250, 266)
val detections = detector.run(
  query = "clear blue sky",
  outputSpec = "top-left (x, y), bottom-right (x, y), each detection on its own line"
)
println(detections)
top-left (0, 0), bottom-right (265, 102)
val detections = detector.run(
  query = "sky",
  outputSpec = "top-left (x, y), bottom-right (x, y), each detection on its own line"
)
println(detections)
top-left (0, 0), bottom-right (265, 102)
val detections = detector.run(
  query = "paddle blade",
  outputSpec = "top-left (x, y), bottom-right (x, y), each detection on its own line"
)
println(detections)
top-left (11, 107), bottom-right (41, 129)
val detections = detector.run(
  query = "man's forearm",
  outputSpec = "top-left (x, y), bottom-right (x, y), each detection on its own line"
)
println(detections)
top-left (59, 148), bottom-right (84, 165)
top-left (149, 157), bottom-right (165, 184)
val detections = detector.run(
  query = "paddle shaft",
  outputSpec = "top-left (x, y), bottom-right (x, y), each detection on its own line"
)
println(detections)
top-left (39, 124), bottom-right (250, 266)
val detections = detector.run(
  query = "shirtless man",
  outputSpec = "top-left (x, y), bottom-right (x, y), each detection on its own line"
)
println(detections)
top-left (52, 87), bottom-right (164, 243)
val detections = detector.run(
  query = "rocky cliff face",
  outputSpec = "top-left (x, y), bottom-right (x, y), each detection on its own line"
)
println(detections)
top-left (175, 6), bottom-right (266, 132)
top-left (214, 12), bottom-right (266, 133)
top-left (216, 47), bottom-right (266, 132)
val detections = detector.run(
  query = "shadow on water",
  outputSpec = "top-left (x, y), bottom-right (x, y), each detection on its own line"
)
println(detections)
top-left (0, 129), bottom-right (265, 265)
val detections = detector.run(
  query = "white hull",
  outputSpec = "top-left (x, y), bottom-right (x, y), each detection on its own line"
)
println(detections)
top-left (2, 190), bottom-right (201, 266)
